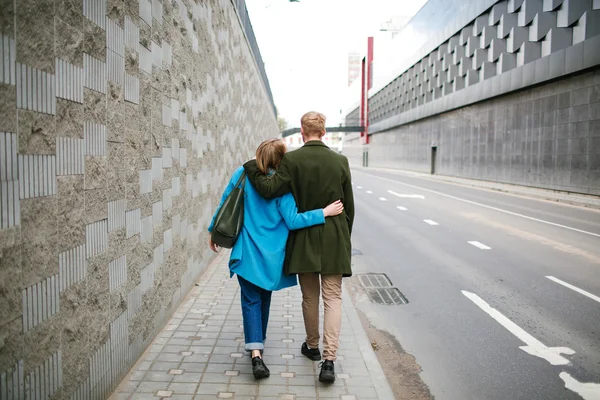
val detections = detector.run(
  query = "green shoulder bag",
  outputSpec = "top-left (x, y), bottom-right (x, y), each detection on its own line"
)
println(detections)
top-left (211, 172), bottom-right (246, 248)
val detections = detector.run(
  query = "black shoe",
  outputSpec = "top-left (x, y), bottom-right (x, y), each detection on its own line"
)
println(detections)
top-left (319, 360), bottom-right (335, 383)
top-left (301, 342), bottom-right (322, 361)
top-left (251, 357), bottom-right (270, 379)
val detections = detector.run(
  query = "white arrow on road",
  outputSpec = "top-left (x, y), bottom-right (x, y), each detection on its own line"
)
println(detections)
top-left (461, 291), bottom-right (575, 366)
top-left (560, 373), bottom-right (600, 399)
top-left (387, 190), bottom-right (425, 199)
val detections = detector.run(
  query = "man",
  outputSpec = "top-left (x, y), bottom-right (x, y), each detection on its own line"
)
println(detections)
top-left (243, 111), bottom-right (354, 383)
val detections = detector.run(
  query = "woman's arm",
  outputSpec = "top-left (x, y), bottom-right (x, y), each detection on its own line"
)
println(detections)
top-left (277, 193), bottom-right (343, 230)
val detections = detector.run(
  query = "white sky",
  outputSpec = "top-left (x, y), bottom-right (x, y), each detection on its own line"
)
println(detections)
top-left (246, 0), bottom-right (427, 127)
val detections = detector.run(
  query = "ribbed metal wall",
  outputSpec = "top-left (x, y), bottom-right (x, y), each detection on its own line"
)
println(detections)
top-left (153, 244), bottom-right (164, 268)
top-left (127, 284), bottom-right (142, 319)
top-left (0, 132), bottom-right (19, 228)
top-left (162, 147), bottom-right (171, 168)
top-left (107, 199), bottom-right (126, 232)
top-left (138, 46), bottom-right (152, 74)
top-left (164, 228), bottom-right (172, 252)
top-left (162, 188), bottom-right (172, 210)
top-left (84, 122), bottom-right (107, 156)
top-left (0, 360), bottom-right (24, 399)
top-left (55, 59), bottom-right (84, 103)
top-left (109, 312), bottom-right (128, 386)
top-left (140, 215), bottom-right (153, 243)
top-left (56, 137), bottom-right (85, 175)
top-left (172, 177), bottom-right (180, 196)
top-left (125, 208), bottom-right (141, 238)
top-left (59, 244), bottom-right (87, 292)
top-left (1, 34), bottom-right (16, 85)
top-left (152, 0), bottom-right (163, 22)
top-left (179, 111), bottom-right (188, 132)
top-left (108, 256), bottom-right (127, 292)
top-left (69, 377), bottom-right (89, 400)
top-left (172, 214), bottom-right (180, 239)
top-left (83, 0), bottom-right (106, 29)
top-left (152, 201), bottom-right (162, 228)
top-left (18, 154), bottom-right (56, 199)
top-left (22, 274), bottom-right (60, 332)
top-left (89, 341), bottom-right (110, 400)
top-left (151, 157), bottom-right (162, 181)
top-left (139, 0), bottom-right (152, 25)
top-left (124, 17), bottom-right (139, 53)
top-left (24, 351), bottom-right (62, 400)
top-left (162, 42), bottom-right (172, 65)
top-left (107, 50), bottom-right (124, 86)
top-left (106, 18), bottom-right (124, 57)
top-left (180, 148), bottom-right (187, 168)
top-left (16, 63), bottom-right (56, 115)
top-left (162, 104), bottom-right (171, 127)
top-left (85, 219), bottom-right (108, 259)
top-left (140, 262), bottom-right (155, 294)
top-left (124, 73), bottom-right (139, 104)
top-left (83, 54), bottom-right (106, 94)
top-left (139, 169), bottom-right (152, 194)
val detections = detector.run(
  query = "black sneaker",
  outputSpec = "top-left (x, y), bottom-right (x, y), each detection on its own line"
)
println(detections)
top-left (251, 357), bottom-right (270, 379)
top-left (301, 342), bottom-right (322, 361)
top-left (319, 360), bottom-right (335, 383)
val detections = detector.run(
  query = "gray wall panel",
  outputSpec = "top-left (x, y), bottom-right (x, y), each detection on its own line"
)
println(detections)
top-left (349, 69), bottom-right (600, 195)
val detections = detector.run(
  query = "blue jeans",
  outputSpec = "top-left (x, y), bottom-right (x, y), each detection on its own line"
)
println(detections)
top-left (237, 275), bottom-right (272, 351)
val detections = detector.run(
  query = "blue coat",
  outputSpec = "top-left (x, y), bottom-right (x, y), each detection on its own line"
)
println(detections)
top-left (208, 166), bottom-right (325, 291)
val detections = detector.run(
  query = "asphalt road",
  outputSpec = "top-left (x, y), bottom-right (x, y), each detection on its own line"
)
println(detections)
top-left (348, 168), bottom-right (600, 400)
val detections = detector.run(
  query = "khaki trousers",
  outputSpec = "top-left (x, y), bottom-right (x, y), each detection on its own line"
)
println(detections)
top-left (298, 273), bottom-right (343, 361)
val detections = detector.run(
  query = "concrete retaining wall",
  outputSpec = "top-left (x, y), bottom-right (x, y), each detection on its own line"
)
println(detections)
top-left (0, 0), bottom-right (277, 398)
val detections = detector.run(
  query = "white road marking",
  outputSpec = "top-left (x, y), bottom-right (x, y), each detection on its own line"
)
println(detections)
top-left (559, 372), bottom-right (600, 400)
top-left (423, 219), bottom-right (439, 225)
top-left (462, 291), bottom-right (575, 366)
top-left (387, 190), bottom-right (425, 199)
top-left (359, 172), bottom-right (600, 238)
top-left (366, 190), bottom-right (373, 194)
top-left (356, 186), bottom-right (363, 189)
top-left (396, 206), bottom-right (407, 211)
top-left (468, 241), bottom-right (491, 250)
top-left (546, 276), bottom-right (600, 305)
top-left (378, 197), bottom-right (388, 201)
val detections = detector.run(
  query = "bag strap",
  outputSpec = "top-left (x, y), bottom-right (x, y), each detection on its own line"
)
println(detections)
top-left (234, 171), bottom-right (246, 189)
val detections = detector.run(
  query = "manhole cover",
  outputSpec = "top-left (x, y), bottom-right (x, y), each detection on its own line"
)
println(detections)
top-left (366, 288), bottom-right (409, 305)
top-left (357, 273), bottom-right (392, 288)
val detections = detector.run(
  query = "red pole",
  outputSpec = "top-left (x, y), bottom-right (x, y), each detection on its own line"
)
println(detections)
top-left (360, 37), bottom-right (374, 145)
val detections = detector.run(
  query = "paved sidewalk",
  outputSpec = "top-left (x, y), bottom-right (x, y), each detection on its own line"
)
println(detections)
top-left (110, 251), bottom-right (394, 400)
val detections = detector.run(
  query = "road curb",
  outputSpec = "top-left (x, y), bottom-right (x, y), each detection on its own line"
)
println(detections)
top-left (342, 282), bottom-right (396, 399)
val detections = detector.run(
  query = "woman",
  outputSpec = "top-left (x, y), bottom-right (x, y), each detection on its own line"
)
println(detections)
top-left (207, 138), bottom-right (343, 379)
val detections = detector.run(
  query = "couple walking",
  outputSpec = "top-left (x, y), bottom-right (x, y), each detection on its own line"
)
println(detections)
top-left (208, 111), bottom-right (354, 383)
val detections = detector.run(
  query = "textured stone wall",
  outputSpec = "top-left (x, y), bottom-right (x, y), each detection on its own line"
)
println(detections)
top-left (346, 69), bottom-right (600, 195)
top-left (0, 0), bottom-right (277, 398)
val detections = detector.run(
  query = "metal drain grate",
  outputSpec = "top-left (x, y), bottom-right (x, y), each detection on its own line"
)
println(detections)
top-left (357, 273), bottom-right (392, 288)
top-left (357, 273), bottom-right (408, 305)
top-left (366, 288), bottom-right (409, 305)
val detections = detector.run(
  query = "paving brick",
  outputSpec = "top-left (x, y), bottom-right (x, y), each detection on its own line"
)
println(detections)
top-left (167, 382), bottom-right (198, 394)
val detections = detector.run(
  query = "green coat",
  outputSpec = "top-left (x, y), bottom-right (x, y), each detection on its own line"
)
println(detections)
top-left (243, 140), bottom-right (355, 276)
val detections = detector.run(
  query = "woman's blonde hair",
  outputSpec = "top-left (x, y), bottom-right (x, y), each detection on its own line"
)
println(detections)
top-left (256, 138), bottom-right (287, 174)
